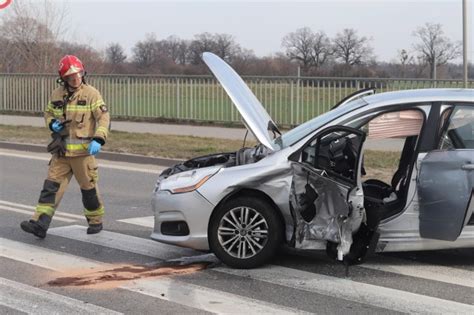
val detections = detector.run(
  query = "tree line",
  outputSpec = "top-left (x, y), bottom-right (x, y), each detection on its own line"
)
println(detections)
top-left (0, 0), bottom-right (470, 79)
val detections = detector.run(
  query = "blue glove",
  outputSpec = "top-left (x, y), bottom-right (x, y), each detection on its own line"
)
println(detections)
top-left (88, 140), bottom-right (101, 155)
top-left (51, 120), bottom-right (64, 132)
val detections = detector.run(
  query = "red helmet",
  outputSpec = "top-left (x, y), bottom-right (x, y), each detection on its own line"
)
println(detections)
top-left (58, 55), bottom-right (84, 78)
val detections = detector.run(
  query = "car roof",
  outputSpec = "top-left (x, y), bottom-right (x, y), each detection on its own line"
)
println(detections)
top-left (361, 89), bottom-right (474, 107)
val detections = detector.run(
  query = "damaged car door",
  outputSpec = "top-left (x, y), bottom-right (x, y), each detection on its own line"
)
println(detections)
top-left (289, 126), bottom-right (368, 262)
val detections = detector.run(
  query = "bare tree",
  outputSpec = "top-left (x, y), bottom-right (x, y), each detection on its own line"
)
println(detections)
top-left (213, 33), bottom-right (241, 61)
top-left (156, 36), bottom-right (188, 65)
top-left (105, 43), bottom-right (127, 73)
top-left (282, 27), bottom-right (332, 74)
top-left (310, 31), bottom-right (332, 69)
top-left (106, 43), bottom-right (127, 65)
top-left (187, 32), bottom-right (242, 65)
top-left (412, 23), bottom-right (461, 79)
top-left (282, 27), bottom-right (315, 74)
top-left (132, 33), bottom-right (159, 70)
top-left (0, 36), bottom-right (21, 72)
top-left (397, 49), bottom-right (414, 77)
top-left (0, 0), bottom-right (69, 72)
top-left (188, 33), bottom-right (216, 65)
top-left (332, 28), bottom-right (374, 66)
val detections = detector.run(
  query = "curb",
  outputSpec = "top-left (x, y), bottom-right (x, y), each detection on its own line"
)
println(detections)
top-left (0, 141), bottom-right (184, 167)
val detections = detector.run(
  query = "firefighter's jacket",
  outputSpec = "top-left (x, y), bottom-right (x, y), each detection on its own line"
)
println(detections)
top-left (45, 84), bottom-right (110, 157)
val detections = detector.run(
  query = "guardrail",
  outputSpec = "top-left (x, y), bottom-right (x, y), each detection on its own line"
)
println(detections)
top-left (1, 74), bottom-right (472, 126)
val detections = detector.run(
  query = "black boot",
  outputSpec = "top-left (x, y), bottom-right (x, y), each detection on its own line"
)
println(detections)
top-left (20, 214), bottom-right (51, 239)
top-left (87, 223), bottom-right (103, 234)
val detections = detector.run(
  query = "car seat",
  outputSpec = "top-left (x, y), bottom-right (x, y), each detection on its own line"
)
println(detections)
top-left (363, 136), bottom-right (418, 220)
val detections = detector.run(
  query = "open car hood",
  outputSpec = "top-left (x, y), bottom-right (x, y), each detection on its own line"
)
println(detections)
top-left (202, 52), bottom-right (280, 151)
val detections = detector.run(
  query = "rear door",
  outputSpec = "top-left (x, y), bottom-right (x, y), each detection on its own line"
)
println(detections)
top-left (418, 105), bottom-right (474, 241)
top-left (289, 126), bottom-right (366, 253)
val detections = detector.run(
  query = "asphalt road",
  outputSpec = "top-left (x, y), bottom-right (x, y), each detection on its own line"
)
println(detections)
top-left (1, 149), bottom-right (473, 314)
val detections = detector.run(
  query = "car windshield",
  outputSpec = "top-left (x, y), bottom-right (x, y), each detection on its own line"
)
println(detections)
top-left (273, 98), bottom-right (368, 149)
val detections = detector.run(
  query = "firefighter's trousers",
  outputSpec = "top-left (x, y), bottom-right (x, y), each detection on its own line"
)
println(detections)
top-left (33, 155), bottom-right (105, 225)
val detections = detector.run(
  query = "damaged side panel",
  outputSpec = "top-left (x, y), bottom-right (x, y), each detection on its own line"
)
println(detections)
top-left (289, 163), bottom-right (364, 257)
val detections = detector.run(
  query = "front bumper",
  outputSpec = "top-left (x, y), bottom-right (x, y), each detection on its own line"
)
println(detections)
top-left (151, 190), bottom-right (214, 250)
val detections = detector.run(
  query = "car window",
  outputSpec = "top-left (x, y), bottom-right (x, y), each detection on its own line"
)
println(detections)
top-left (439, 105), bottom-right (474, 150)
top-left (360, 109), bottom-right (424, 184)
top-left (301, 128), bottom-right (364, 184)
top-left (274, 98), bottom-right (367, 149)
top-left (367, 109), bottom-right (423, 139)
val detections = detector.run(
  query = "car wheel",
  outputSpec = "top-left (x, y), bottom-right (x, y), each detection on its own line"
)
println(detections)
top-left (209, 196), bottom-right (283, 269)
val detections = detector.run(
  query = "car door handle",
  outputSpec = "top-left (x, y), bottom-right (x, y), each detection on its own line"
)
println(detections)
top-left (461, 164), bottom-right (474, 170)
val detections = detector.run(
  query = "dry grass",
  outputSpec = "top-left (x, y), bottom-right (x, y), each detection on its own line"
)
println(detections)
top-left (0, 124), bottom-right (400, 180)
top-left (0, 124), bottom-right (255, 159)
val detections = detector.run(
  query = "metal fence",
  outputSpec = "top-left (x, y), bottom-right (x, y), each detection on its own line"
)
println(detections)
top-left (1, 73), bottom-right (472, 126)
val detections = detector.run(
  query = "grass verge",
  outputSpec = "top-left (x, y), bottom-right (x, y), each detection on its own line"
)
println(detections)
top-left (0, 124), bottom-right (258, 160)
top-left (0, 124), bottom-right (400, 181)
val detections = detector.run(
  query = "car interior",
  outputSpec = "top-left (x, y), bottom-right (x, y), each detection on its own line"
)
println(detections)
top-left (300, 109), bottom-right (425, 223)
top-left (360, 109), bottom-right (424, 222)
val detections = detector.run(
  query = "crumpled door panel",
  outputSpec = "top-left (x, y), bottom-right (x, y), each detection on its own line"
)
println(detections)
top-left (290, 163), bottom-right (364, 257)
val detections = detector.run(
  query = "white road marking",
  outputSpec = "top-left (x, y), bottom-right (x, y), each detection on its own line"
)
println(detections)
top-left (0, 237), bottom-right (304, 315)
top-left (363, 256), bottom-right (474, 289)
top-left (219, 266), bottom-right (474, 315)
top-left (123, 278), bottom-right (304, 315)
top-left (0, 205), bottom-right (76, 223)
top-left (0, 199), bottom-right (83, 219)
top-left (117, 216), bottom-right (154, 228)
top-left (48, 225), bottom-right (198, 260)
top-left (47, 225), bottom-right (474, 314)
top-left (0, 238), bottom-right (104, 271)
top-left (0, 277), bottom-right (122, 315)
top-left (0, 151), bottom-right (165, 174)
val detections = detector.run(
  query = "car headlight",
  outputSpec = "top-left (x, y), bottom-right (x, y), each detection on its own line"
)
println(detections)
top-left (170, 174), bottom-right (214, 194)
top-left (157, 166), bottom-right (221, 194)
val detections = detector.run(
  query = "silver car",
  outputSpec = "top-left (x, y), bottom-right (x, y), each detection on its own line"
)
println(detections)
top-left (151, 52), bottom-right (474, 268)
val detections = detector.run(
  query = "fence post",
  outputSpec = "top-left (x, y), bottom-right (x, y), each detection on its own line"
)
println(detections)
top-left (296, 67), bottom-right (300, 125)
top-left (290, 79), bottom-right (294, 126)
top-left (176, 78), bottom-right (181, 119)
top-left (1, 75), bottom-right (4, 111)
top-left (127, 76), bottom-right (131, 117)
top-left (41, 76), bottom-right (45, 113)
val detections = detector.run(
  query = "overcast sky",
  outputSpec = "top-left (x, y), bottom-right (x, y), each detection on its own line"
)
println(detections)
top-left (6, 0), bottom-right (474, 63)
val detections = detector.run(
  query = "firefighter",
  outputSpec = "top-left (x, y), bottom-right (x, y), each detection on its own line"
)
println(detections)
top-left (20, 55), bottom-right (110, 238)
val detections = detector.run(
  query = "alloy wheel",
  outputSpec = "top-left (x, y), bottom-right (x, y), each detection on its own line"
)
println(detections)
top-left (217, 206), bottom-right (269, 259)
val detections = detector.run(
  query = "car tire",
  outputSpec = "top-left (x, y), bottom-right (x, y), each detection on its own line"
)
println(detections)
top-left (209, 196), bottom-right (283, 269)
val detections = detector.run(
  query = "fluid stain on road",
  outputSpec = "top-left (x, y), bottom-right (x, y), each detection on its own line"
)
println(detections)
top-left (47, 262), bottom-right (209, 289)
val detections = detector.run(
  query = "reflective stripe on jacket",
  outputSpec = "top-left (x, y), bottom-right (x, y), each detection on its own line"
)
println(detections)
top-left (44, 84), bottom-right (110, 157)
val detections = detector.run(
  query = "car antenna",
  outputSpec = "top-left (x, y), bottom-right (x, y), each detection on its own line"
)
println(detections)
top-left (242, 129), bottom-right (248, 148)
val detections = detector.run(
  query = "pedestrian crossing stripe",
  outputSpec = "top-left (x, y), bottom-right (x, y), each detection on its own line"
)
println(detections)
top-left (0, 200), bottom-right (84, 219)
top-left (117, 216), bottom-right (154, 228)
top-left (0, 199), bottom-right (83, 223)
top-left (49, 225), bottom-right (198, 261)
top-left (47, 225), bottom-right (474, 314)
top-left (0, 237), bottom-right (305, 315)
top-left (1, 226), bottom-right (474, 314)
top-left (98, 218), bottom-right (474, 290)
top-left (0, 277), bottom-right (121, 315)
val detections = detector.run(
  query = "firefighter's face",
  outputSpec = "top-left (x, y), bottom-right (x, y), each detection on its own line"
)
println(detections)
top-left (65, 72), bottom-right (82, 89)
